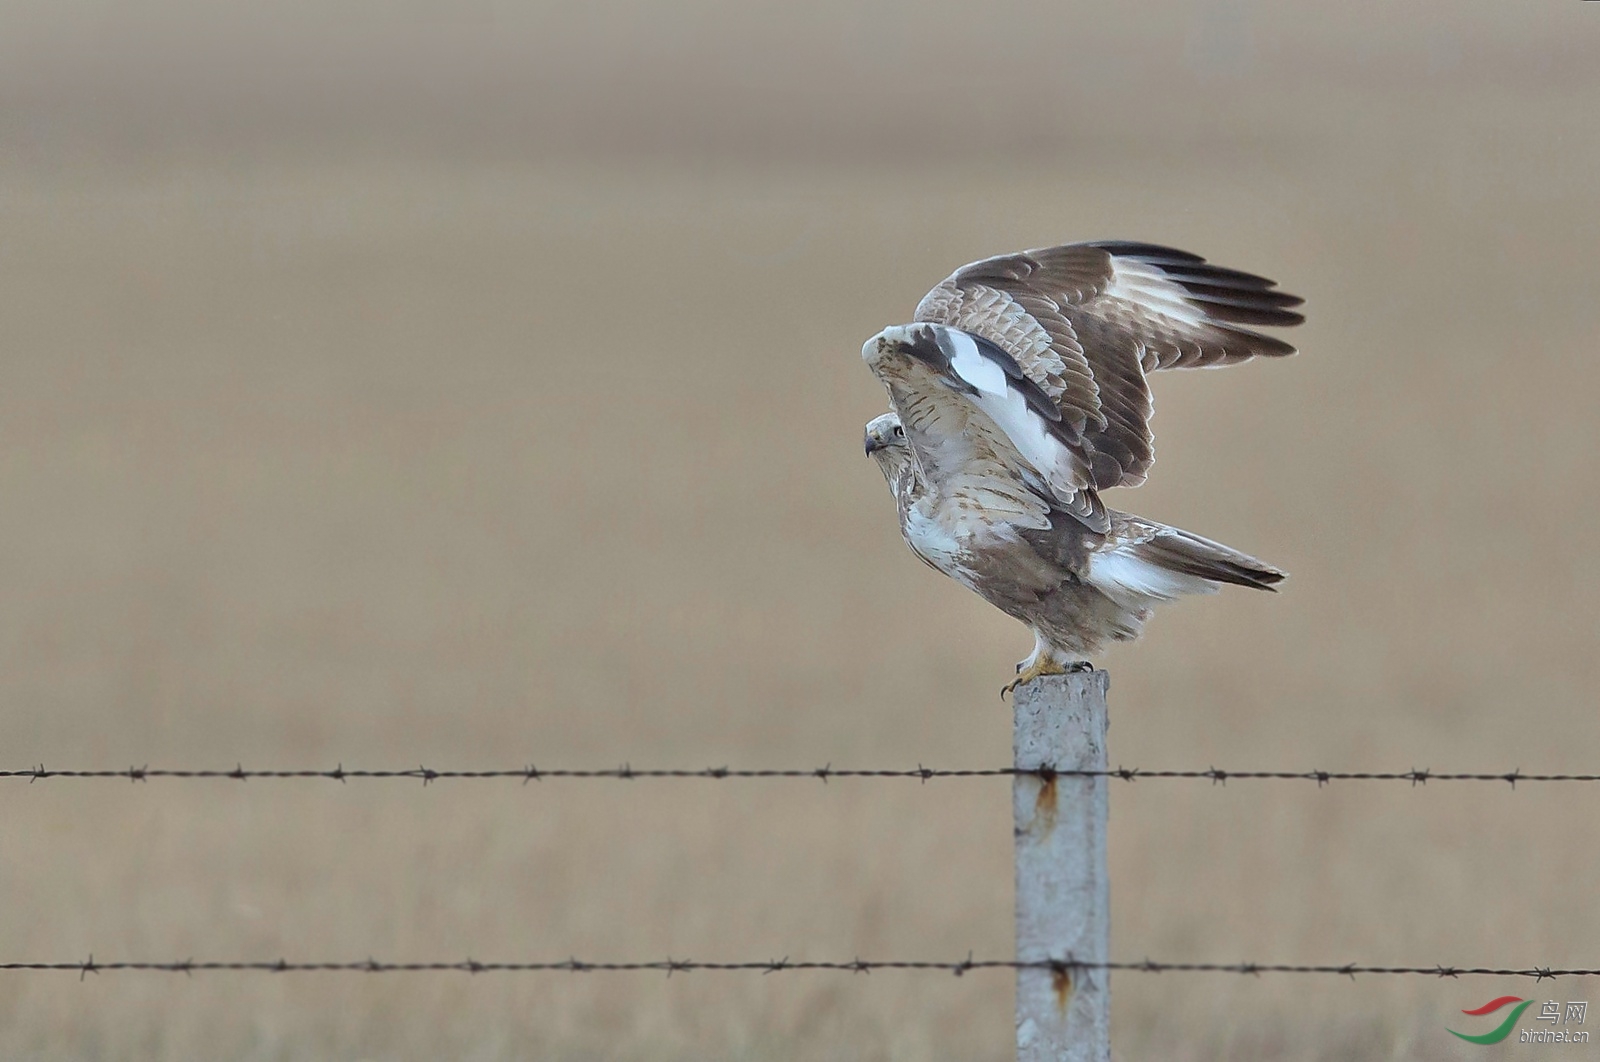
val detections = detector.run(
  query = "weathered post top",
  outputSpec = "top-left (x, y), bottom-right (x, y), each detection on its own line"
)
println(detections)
top-left (1013, 671), bottom-right (1111, 1062)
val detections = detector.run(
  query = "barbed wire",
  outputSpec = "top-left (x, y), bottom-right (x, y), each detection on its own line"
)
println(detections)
top-left (2, 764), bottom-right (1597, 786)
top-left (7, 955), bottom-right (1600, 980)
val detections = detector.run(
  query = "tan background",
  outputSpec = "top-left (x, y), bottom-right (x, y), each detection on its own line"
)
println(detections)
top-left (2, 1), bottom-right (1599, 1058)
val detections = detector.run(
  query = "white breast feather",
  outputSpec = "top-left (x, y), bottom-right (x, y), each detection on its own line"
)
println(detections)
top-left (903, 506), bottom-right (976, 588)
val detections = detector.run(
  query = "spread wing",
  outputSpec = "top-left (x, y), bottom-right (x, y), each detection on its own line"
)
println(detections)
top-left (914, 241), bottom-right (1304, 489)
top-left (864, 323), bottom-right (1108, 532)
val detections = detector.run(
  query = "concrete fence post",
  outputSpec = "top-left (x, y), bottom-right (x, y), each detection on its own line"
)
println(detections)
top-left (1013, 670), bottom-right (1111, 1062)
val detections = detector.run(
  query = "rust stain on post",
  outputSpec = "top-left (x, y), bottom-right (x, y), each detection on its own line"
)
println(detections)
top-left (1052, 964), bottom-right (1073, 1014)
top-left (1033, 769), bottom-right (1057, 832)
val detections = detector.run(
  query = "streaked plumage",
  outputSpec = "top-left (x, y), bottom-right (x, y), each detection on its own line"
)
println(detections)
top-left (861, 241), bottom-right (1302, 687)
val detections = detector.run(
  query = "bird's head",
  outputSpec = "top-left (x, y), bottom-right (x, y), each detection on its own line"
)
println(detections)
top-left (863, 411), bottom-right (913, 485)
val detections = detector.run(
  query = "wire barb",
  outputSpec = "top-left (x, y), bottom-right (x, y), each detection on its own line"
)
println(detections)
top-left (3, 764), bottom-right (1599, 784)
top-left (1, 957), bottom-right (1597, 978)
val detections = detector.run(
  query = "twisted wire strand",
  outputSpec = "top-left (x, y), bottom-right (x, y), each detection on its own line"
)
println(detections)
top-left (8, 956), bottom-right (1598, 980)
top-left (0, 765), bottom-right (1591, 785)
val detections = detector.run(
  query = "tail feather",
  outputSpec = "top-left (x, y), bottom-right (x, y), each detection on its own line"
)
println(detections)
top-left (1086, 520), bottom-right (1285, 604)
top-left (1136, 528), bottom-right (1286, 592)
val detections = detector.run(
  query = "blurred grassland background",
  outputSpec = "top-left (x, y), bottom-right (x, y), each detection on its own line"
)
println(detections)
top-left (2, 0), bottom-right (1599, 1058)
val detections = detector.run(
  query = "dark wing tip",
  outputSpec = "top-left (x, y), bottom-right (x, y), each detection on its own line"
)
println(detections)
top-left (1089, 240), bottom-right (1306, 331)
top-left (1216, 327), bottom-right (1298, 357)
top-left (1181, 282), bottom-right (1305, 311)
top-left (1086, 240), bottom-right (1206, 265)
top-left (1191, 300), bottom-right (1307, 329)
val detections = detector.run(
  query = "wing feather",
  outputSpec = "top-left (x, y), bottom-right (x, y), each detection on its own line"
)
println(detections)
top-left (913, 241), bottom-right (1303, 488)
top-left (917, 282), bottom-right (1102, 435)
top-left (863, 324), bottom-right (1108, 533)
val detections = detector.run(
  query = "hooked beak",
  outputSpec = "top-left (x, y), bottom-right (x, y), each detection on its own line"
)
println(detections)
top-left (864, 431), bottom-right (882, 456)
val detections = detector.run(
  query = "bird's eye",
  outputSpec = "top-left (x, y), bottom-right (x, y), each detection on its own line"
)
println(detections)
top-left (892, 425), bottom-right (904, 438)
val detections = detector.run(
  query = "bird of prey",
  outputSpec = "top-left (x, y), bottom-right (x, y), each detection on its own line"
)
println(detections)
top-left (860, 241), bottom-right (1302, 692)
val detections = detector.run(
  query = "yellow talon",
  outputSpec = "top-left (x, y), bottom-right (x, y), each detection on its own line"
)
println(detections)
top-left (1000, 656), bottom-right (1072, 699)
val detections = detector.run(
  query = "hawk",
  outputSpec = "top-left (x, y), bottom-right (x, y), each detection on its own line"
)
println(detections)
top-left (860, 241), bottom-right (1303, 692)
